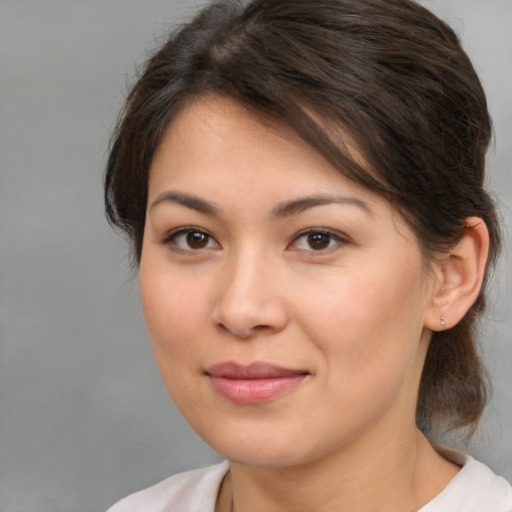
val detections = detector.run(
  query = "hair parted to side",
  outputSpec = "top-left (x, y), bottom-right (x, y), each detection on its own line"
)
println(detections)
top-left (105, 0), bottom-right (501, 437)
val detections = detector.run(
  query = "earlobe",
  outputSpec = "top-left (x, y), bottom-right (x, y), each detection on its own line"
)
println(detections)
top-left (425, 217), bottom-right (490, 331)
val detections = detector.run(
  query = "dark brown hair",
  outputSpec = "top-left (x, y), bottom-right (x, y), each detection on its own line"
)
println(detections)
top-left (105, 0), bottom-right (500, 436)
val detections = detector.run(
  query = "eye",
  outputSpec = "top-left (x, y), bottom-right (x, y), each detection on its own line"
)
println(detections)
top-left (290, 229), bottom-right (347, 252)
top-left (163, 227), bottom-right (220, 252)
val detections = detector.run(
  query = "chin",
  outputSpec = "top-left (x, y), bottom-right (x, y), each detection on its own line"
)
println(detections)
top-left (191, 418), bottom-right (327, 468)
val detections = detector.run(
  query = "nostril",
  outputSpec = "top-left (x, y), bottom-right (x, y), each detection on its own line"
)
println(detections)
top-left (215, 321), bottom-right (275, 339)
top-left (253, 324), bottom-right (272, 332)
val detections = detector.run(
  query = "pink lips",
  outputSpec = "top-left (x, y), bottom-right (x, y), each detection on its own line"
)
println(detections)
top-left (206, 362), bottom-right (308, 404)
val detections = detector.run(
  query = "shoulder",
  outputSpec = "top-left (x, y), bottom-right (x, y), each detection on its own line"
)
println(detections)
top-left (106, 460), bottom-right (229, 512)
top-left (421, 452), bottom-right (512, 512)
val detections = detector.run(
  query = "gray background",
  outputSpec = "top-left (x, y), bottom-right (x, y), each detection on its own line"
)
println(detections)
top-left (0, 1), bottom-right (510, 511)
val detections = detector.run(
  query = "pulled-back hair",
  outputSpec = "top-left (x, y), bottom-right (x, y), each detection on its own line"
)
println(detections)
top-left (105, 0), bottom-right (501, 436)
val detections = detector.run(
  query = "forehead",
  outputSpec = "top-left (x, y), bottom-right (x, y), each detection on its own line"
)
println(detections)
top-left (150, 95), bottom-right (366, 197)
top-left (155, 95), bottom-right (313, 164)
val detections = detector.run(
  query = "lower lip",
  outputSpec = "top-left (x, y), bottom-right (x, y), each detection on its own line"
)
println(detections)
top-left (209, 375), bottom-right (307, 404)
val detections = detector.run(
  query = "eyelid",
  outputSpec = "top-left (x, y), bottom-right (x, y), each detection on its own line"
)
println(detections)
top-left (161, 226), bottom-right (220, 252)
top-left (288, 228), bottom-right (350, 252)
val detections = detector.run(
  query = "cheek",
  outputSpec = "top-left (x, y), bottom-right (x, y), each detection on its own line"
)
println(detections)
top-left (295, 263), bottom-right (427, 378)
top-left (139, 261), bottom-right (209, 372)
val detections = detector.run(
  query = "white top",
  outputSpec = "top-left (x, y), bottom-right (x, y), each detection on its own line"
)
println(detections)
top-left (107, 456), bottom-right (512, 511)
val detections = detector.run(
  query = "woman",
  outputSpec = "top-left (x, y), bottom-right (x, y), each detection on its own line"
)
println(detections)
top-left (105, 0), bottom-right (512, 510)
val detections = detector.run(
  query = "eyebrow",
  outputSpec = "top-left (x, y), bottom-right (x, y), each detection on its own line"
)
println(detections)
top-left (150, 191), bottom-right (220, 216)
top-left (272, 194), bottom-right (373, 218)
top-left (149, 191), bottom-right (372, 218)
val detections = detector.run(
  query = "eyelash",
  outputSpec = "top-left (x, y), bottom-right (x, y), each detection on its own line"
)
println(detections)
top-left (160, 227), bottom-right (349, 254)
top-left (161, 226), bottom-right (219, 252)
top-left (289, 228), bottom-right (349, 253)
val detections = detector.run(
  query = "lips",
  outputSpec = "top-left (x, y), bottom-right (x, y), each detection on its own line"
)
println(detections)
top-left (205, 362), bottom-right (309, 404)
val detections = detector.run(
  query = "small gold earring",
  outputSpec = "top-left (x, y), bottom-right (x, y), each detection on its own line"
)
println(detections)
top-left (440, 315), bottom-right (446, 327)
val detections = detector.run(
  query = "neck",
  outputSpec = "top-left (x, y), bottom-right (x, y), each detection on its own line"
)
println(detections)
top-left (218, 428), bottom-right (459, 512)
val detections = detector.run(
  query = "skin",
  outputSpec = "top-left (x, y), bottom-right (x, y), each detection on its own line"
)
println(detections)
top-left (139, 96), bottom-right (463, 512)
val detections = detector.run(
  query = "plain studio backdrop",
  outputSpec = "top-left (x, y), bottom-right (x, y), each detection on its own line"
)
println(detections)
top-left (0, 1), bottom-right (511, 511)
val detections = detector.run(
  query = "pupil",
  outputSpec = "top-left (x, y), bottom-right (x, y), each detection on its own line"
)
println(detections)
top-left (308, 232), bottom-right (330, 250)
top-left (187, 232), bottom-right (208, 248)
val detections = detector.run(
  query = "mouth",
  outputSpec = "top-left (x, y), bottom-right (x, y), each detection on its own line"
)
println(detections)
top-left (205, 362), bottom-right (309, 404)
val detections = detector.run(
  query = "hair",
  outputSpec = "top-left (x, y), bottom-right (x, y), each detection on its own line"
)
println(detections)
top-left (105, 0), bottom-right (500, 437)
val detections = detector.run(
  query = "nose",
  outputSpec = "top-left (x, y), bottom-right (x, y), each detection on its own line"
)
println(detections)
top-left (212, 249), bottom-right (289, 339)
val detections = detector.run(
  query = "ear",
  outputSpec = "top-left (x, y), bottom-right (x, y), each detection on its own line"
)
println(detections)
top-left (424, 217), bottom-right (490, 331)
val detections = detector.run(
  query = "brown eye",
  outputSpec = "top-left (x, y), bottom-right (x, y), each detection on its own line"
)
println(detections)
top-left (164, 228), bottom-right (220, 252)
top-left (307, 232), bottom-right (331, 250)
top-left (289, 229), bottom-right (348, 253)
top-left (186, 231), bottom-right (210, 249)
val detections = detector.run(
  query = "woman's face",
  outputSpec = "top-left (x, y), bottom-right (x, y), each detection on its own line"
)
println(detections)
top-left (139, 96), bottom-right (439, 467)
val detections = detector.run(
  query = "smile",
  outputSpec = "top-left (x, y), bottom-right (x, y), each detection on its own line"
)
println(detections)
top-left (205, 362), bottom-right (309, 404)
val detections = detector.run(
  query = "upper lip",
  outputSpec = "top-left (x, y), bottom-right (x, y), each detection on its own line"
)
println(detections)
top-left (205, 362), bottom-right (309, 379)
